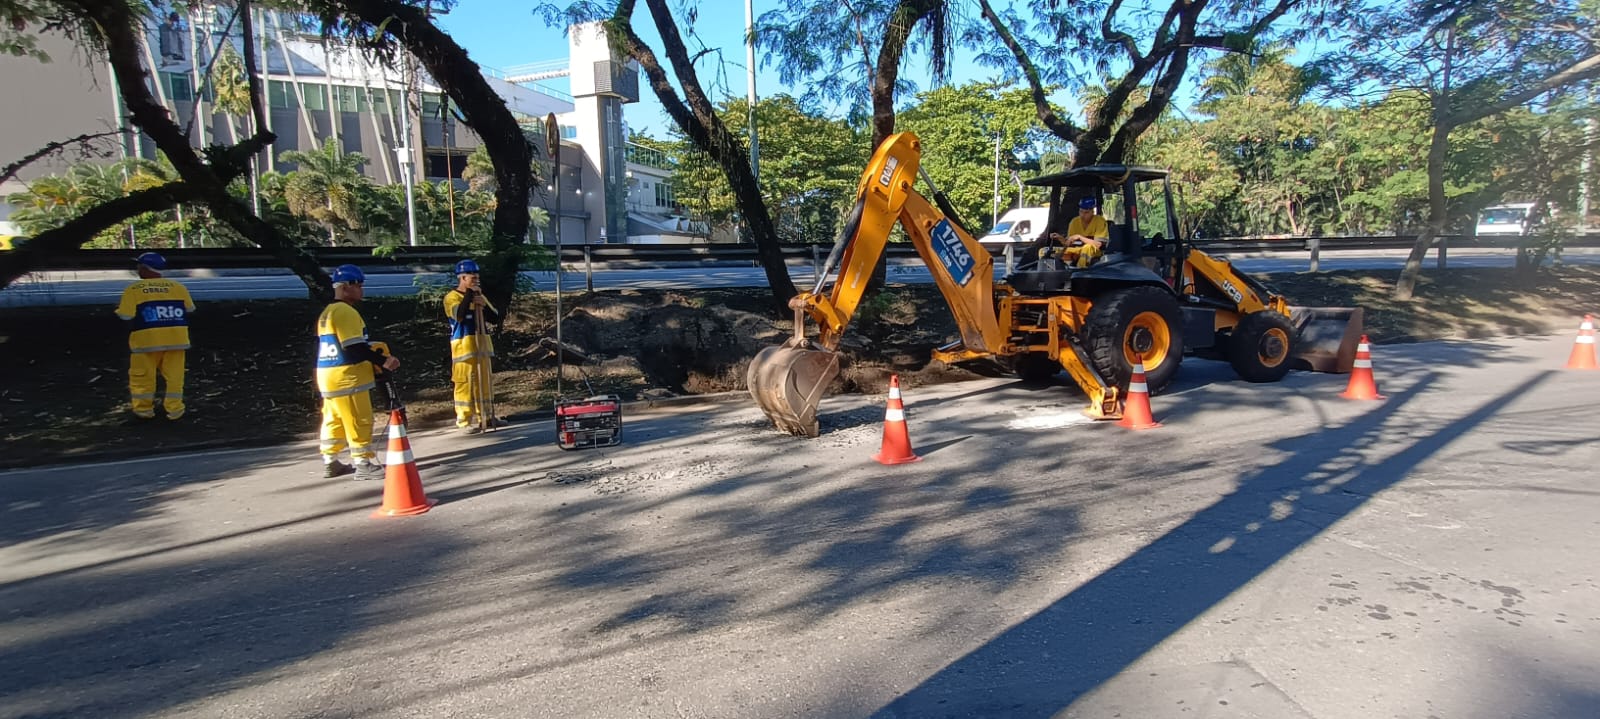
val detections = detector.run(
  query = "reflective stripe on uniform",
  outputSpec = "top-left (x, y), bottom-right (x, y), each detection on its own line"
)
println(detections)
top-left (133, 344), bottom-right (191, 353)
top-left (319, 382), bottom-right (376, 399)
top-left (130, 393), bottom-right (157, 400)
top-left (340, 336), bottom-right (367, 347)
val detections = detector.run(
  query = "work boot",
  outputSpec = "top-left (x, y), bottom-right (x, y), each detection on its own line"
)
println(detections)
top-left (324, 459), bottom-right (354, 479)
top-left (459, 424), bottom-right (483, 435)
top-left (354, 460), bottom-right (385, 481)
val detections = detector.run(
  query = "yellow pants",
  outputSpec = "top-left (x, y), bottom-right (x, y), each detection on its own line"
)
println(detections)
top-left (452, 357), bottom-right (491, 427)
top-left (320, 392), bottom-right (376, 461)
top-left (1059, 243), bottom-right (1105, 268)
top-left (130, 350), bottom-right (185, 419)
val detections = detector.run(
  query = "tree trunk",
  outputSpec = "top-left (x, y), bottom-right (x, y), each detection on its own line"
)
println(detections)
top-left (327, 0), bottom-right (531, 312)
top-left (608, 0), bottom-right (796, 304)
top-left (1396, 26), bottom-right (1457, 301)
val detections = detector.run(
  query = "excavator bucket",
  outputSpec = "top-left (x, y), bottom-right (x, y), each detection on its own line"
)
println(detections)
top-left (1288, 306), bottom-right (1365, 373)
top-left (747, 344), bottom-right (842, 437)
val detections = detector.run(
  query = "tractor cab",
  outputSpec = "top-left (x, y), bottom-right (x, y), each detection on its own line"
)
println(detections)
top-left (1006, 165), bottom-right (1183, 293)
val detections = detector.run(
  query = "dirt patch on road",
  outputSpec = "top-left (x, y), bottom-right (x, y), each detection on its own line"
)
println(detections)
top-left (2, 266), bottom-right (1596, 468)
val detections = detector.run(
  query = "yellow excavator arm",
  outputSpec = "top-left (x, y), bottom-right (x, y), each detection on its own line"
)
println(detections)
top-left (750, 133), bottom-right (1008, 436)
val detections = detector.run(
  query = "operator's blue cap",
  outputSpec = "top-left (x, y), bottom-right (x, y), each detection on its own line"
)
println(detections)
top-left (1078, 196), bottom-right (1098, 210)
top-left (135, 252), bottom-right (167, 270)
top-left (454, 259), bottom-right (481, 275)
top-left (331, 264), bottom-right (366, 285)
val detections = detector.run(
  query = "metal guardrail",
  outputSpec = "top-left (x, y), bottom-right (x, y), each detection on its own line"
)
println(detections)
top-left (21, 234), bottom-right (1600, 271)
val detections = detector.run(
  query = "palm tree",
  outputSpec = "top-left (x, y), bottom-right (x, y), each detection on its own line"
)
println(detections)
top-left (461, 145), bottom-right (497, 193)
top-left (279, 138), bottom-right (371, 244)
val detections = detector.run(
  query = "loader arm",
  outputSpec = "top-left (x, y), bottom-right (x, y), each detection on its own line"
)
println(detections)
top-left (749, 132), bottom-right (1007, 436)
top-left (796, 133), bottom-right (1006, 353)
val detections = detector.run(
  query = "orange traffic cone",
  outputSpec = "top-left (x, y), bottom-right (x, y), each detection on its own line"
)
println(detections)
top-left (1340, 335), bottom-right (1386, 400)
top-left (1565, 315), bottom-right (1598, 370)
top-left (372, 409), bottom-right (436, 518)
top-left (872, 375), bottom-right (921, 465)
top-left (1117, 353), bottom-right (1162, 430)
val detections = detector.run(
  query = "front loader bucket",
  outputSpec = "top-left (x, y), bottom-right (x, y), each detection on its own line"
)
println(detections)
top-left (747, 344), bottom-right (842, 437)
top-left (1289, 306), bottom-right (1365, 373)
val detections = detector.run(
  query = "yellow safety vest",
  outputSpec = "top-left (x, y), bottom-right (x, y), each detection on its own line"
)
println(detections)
top-left (315, 302), bottom-right (376, 398)
top-left (443, 289), bottom-right (496, 363)
top-left (115, 278), bottom-right (195, 352)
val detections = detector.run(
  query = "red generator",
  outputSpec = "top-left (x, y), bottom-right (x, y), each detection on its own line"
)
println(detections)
top-left (555, 395), bottom-right (623, 449)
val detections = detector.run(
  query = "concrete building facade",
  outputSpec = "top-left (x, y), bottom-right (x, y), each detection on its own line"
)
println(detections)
top-left (0, 9), bottom-right (695, 245)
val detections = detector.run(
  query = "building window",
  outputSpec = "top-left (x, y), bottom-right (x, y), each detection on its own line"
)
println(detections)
top-left (654, 182), bottom-right (674, 209)
top-left (422, 93), bottom-right (444, 120)
top-left (561, 125), bottom-right (578, 139)
top-left (163, 72), bottom-right (193, 102)
top-left (335, 85), bottom-right (360, 113)
top-left (268, 80), bottom-right (295, 109)
top-left (425, 152), bottom-right (468, 180)
top-left (299, 82), bottom-right (326, 111)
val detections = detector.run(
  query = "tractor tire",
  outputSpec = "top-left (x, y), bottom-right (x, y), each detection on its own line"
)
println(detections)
top-left (1083, 285), bottom-right (1184, 393)
top-left (1014, 352), bottom-right (1059, 385)
top-left (1228, 310), bottom-right (1298, 383)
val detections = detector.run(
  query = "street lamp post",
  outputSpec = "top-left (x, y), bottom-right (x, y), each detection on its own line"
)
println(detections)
top-left (396, 75), bottom-right (418, 247)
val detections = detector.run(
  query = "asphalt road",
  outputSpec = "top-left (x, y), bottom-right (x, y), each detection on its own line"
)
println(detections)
top-left (4, 248), bottom-right (1598, 307)
top-left (1, 333), bottom-right (1596, 718)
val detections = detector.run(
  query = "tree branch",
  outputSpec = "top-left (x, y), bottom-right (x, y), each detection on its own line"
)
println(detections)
top-left (977, 0), bottom-right (1081, 143)
top-left (0, 183), bottom-right (202, 288)
top-left (1103, 0), bottom-right (1142, 63)
top-left (0, 131), bottom-right (121, 186)
top-left (1443, 52), bottom-right (1600, 128)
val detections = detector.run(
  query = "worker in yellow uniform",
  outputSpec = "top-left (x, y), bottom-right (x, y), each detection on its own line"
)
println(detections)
top-left (316, 264), bottom-right (400, 480)
top-left (1047, 196), bottom-right (1111, 268)
top-left (443, 259), bottom-right (501, 433)
top-left (114, 252), bottom-right (195, 420)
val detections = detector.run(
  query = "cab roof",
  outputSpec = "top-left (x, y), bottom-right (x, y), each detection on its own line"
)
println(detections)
top-left (1024, 164), bottom-right (1169, 188)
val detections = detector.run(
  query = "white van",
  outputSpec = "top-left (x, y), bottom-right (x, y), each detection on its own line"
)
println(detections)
top-left (1476, 203), bottom-right (1535, 236)
top-left (982, 207), bottom-right (1050, 246)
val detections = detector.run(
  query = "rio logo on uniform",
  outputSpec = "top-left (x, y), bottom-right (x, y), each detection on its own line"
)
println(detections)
top-left (141, 304), bottom-right (185, 322)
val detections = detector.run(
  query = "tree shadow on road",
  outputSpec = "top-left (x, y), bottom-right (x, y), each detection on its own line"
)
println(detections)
top-left (866, 370), bottom-right (1555, 717)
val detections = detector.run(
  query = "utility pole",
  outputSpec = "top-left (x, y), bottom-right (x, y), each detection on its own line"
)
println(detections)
top-left (745, 0), bottom-right (760, 181)
top-left (991, 132), bottom-right (1001, 225)
top-left (397, 36), bottom-right (418, 247)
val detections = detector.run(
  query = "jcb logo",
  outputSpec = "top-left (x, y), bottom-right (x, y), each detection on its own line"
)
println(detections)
top-left (879, 157), bottom-right (899, 187)
top-left (318, 341), bottom-right (341, 359)
top-left (1220, 280), bottom-right (1244, 304)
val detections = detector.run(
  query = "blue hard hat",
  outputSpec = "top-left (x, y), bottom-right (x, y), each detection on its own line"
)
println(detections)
top-left (454, 259), bottom-right (481, 275)
top-left (331, 264), bottom-right (366, 285)
top-left (136, 252), bottom-right (167, 270)
top-left (1077, 196), bottom-right (1098, 210)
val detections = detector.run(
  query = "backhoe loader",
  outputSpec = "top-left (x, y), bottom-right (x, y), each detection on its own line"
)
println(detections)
top-left (748, 132), bottom-right (1364, 437)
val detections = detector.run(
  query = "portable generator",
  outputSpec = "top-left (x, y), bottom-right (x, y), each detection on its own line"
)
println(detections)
top-left (555, 395), bottom-right (623, 450)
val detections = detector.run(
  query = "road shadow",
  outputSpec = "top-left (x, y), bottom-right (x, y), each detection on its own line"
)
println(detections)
top-left (868, 370), bottom-right (1552, 717)
top-left (0, 527), bottom-right (463, 718)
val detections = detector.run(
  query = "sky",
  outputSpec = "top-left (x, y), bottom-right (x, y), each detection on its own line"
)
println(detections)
top-left (435, 1), bottom-right (1011, 139)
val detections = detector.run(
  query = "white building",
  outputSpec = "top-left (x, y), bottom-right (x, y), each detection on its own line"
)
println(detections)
top-left (0, 9), bottom-right (695, 245)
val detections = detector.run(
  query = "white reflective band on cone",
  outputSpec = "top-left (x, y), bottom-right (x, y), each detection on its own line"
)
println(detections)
top-left (389, 424), bottom-right (407, 439)
top-left (1354, 359), bottom-right (1373, 368)
top-left (387, 449), bottom-right (414, 466)
top-left (1357, 344), bottom-right (1371, 352)
top-left (1578, 336), bottom-right (1596, 344)
top-left (889, 387), bottom-right (901, 399)
top-left (1129, 382), bottom-right (1148, 393)
top-left (885, 408), bottom-right (905, 422)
